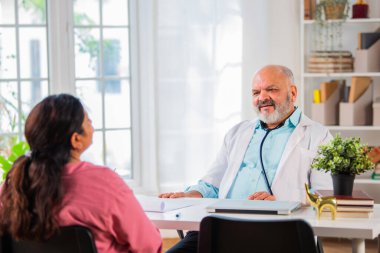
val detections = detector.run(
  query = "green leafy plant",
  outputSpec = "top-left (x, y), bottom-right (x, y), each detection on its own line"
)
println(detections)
top-left (0, 141), bottom-right (29, 181)
top-left (316, 0), bottom-right (349, 21)
top-left (311, 134), bottom-right (375, 175)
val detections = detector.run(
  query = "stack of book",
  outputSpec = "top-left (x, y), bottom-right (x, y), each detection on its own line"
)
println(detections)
top-left (315, 190), bottom-right (374, 218)
top-left (307, 51), bottom-right (353, 73)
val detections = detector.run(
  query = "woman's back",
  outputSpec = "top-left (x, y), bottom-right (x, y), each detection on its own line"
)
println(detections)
top-left (58, 161), bottom-right (161, 253)
top-left (0, 94), bottom-right (162, 253)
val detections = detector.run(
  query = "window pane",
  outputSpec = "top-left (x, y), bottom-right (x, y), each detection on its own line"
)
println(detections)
top-left (18, 0), bottom-right (46, 25)
top-left (0, 28), bottom-right (17, 78)
top-left (102, 0), bottom-right (128, 26)
top-left (105, 130), bottom-right (131, 178)
top-left (19, 27), bottom-right (48, 79)
top-left (103, 28), bottom-right (129, 77)
top-left (74, 28), bottom-right (100, 78)
top-left (0, 81), bottom-right (18, 133)
top-left (0, 0), bottom-right (15, 24)
top-left (76, 80), bottom-right (102, 129)
top-left (20, 80), bottom-right (48, 118)
top-left (74, 0), bottom-right (99, 26)
top-left (105, 79), bottom-right (130, 128)
top-left (82, 130), bottom-right (104, 165)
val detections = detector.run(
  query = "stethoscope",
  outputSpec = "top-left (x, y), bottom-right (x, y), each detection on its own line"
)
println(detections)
top-left (259, 121), bottom-right (284, 196)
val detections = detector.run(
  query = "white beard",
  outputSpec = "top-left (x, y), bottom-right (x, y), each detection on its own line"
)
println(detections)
top-left (254, 93), bottom-right (293, 124)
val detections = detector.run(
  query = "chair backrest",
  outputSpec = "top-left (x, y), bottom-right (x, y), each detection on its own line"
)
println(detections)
top-left (0, 226), bottom-right (97, 253)
top-left (198, 216), bottom-right (318, 253)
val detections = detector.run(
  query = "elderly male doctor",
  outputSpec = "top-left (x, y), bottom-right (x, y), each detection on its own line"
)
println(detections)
top-left (160, 65), bottom-right (333, 253)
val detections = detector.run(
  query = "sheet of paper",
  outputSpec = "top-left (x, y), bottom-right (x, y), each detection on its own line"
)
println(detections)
top-left (136, 195), bottom-right (201, 212)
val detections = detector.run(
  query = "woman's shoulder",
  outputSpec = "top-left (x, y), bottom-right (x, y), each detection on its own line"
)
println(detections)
top-left (64, 161), bottom-right (131, 191)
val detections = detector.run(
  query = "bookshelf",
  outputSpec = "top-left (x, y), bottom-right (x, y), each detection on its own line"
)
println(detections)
top-left (300, 0), bottom-right (380, 146)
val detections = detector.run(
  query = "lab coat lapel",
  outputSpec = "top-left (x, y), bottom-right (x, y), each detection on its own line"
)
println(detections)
top-left (271, 119), bottom-right (306, 188)
top-left (219, 123), bottom-right (254, 198)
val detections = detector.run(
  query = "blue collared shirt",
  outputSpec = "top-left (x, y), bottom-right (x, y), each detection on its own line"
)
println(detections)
top-left (186, 107), bottom-right (301, 199)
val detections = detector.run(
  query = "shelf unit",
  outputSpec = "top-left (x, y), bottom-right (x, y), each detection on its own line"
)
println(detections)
top-left (300, 0), bottom-right (380, 146)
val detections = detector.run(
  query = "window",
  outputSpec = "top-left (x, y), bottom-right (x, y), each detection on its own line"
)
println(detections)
top-left (73, 0), bottom-right (132, 178)
top-left (0, 0), bottom-right (135, 181)
top-left (0, 0), bottom-right (49, 148)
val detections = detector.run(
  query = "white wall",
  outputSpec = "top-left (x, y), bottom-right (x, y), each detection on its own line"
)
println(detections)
top-left (241, 0), bottom-right (300, 120)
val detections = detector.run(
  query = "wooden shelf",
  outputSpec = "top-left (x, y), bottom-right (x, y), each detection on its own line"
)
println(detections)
top-left (355, 178), bottom-right (380, 184)
top-left (304, 18), bottom-right (380, 25)
top-left (328, 126), bottom-right (380, 131)
top-left (300, 0), bottom-right (380, 145)
top-left (303, 72), bottom-right (380, 77)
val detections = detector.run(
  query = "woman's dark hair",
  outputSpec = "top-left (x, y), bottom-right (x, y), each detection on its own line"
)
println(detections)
top-left (0, 94), bottom-right (85, 240)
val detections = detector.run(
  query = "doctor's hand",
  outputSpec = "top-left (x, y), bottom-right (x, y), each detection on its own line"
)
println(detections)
top-left (158, 190), bottom-right (203, 199)
top-left (247, 191), bottom-right (276, 201)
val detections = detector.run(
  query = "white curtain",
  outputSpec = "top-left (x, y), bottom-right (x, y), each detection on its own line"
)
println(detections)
top-left (156, 0), bottom-right (243, 191)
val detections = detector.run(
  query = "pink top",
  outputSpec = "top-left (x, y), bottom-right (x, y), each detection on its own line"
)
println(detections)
top-left (58, 161), bottom-right (162, 253)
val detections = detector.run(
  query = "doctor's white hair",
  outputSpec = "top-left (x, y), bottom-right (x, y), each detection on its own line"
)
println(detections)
top-left (252, 65), bottom-right (295, 86)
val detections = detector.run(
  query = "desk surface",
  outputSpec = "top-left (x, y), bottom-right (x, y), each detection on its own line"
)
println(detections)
top-left (146, 198), bottom-right (380, 240)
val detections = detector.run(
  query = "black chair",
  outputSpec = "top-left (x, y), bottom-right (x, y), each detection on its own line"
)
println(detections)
top-left (198, 216), bottom-right (318, 253)
top-left (0, 226), bottom-right (97, 253)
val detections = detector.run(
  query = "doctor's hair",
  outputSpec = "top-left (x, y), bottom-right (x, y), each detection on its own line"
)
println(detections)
top-left (0, 94), bottom-right (85, 241)
top-left (253, 65), bottom-right (295, 85)
top-left (277, 65), bottom-right (294, 84)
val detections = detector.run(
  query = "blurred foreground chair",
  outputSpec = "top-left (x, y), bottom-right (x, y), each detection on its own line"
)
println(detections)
top-left (198, 216), bottom-right (318, 253)
top-left (0, 226), bottom-right (97, 253)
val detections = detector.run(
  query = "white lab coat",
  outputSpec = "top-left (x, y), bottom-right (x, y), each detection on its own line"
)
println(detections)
top-left (201, 113), bottom-right (333, 203)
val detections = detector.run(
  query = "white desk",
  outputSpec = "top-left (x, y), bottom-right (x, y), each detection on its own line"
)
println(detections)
top-left (146, 198), bottom-right (380, 253)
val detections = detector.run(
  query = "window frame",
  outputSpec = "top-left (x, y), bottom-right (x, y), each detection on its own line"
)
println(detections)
top-left (48, 0), bottom-right (144, 187)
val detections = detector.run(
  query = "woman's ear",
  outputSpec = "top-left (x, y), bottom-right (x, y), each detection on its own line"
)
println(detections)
top-left (70, 132), bottom-right (83, 151)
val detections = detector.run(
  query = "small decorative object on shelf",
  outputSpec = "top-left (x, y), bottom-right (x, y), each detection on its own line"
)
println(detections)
top-left (371, 163), bottom-right (380, 179)
top-left (316, 0), bottom-right (349, 20)
top-left (352, 0), bottom-right (369, 19)
top-left (305, 183), bottom-right (337, 220)
top-left (311, 134), bottom-right (375, 196)
top-left (368, 147), bottom-right (380, 179)
top-left (307, 51), bottom-right (353, 73)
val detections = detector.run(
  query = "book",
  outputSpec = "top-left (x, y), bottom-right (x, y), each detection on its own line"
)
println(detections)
top-left (334, 205), bottom-right (373, 212)
top-left (348, 77), bottom-right (371, 103)
top-left (315, 190), bottom-right (374, 206)
top-left (320, 211), bottom-right (373, 219)
top-left (320, 81), bottom-right (338, 103)
top-left (342, 85), bottom-right (350, 103)
top-left (304, 0), bottom-right (311, 20)
top-left (360, 32), bottom-right (380, 49)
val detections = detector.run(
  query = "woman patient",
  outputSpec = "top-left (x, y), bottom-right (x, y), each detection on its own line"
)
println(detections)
top-left (0, 94), bottom-right (162, 253)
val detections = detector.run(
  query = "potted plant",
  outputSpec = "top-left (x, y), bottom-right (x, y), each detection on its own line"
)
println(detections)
top-left (316, 0), bottom-right (349, 20)
top-left (0, 141), bottom-right (29, 182)
top-left (313, 0), bottom-right (349, 51)
top-left (311, 134), bottom-right (375, 196)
